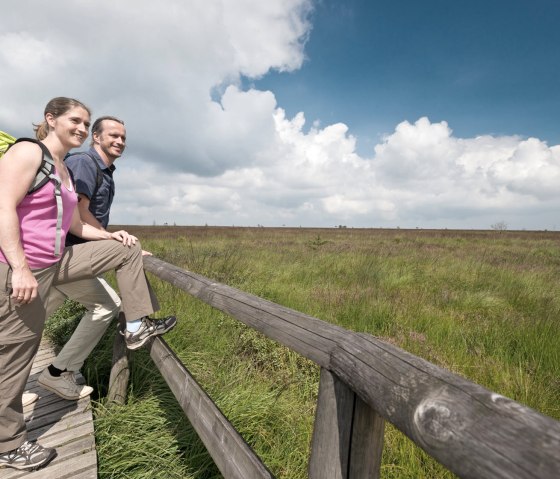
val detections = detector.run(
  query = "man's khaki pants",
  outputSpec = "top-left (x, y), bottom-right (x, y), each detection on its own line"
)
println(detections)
top-left (0, 239), bottom-right (158, 453)
top-left (46, 277), bottom-right (121, 372)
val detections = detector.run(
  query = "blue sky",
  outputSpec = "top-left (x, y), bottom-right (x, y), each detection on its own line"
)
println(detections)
top-left (256, 0), bottom-right (560, 156)
top-left (2, 0), bottom-right (560, 229)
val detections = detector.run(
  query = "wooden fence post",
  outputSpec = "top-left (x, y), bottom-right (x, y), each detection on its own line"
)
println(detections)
top-left (308, 368), bottom-right (385, 479)
top-left (107, 312), bottom-right (129, 404)
top-left (142, 256), bottom-right (560, 478)
top-left (148, 337), bottom-right (275, 479)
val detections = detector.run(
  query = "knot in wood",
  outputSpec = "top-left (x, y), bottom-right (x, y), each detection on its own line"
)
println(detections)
top-left (413, 392), bottom-right (464, 447)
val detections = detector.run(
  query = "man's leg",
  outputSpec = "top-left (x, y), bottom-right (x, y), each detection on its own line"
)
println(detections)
top-left (54, 241), bottom-right (156, 319)
top-left (54, 240), bottom-right (176, 350)
top-left (37, 277), bottom-right (121, 400)
top-left (51, 277), bottom-right (121, 371)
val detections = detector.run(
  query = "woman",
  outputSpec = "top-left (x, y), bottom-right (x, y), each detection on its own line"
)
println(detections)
top-left (0, 97), bottom-right (176, 471)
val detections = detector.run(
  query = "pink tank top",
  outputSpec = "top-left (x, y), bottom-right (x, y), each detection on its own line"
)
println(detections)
top-left (0, 172), bottom-right (78, 269)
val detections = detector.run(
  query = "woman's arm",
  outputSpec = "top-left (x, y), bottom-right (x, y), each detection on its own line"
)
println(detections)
top-left (0, 142), bottom-right (44, 304)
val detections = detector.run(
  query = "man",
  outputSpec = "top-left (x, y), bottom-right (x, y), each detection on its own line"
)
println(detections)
top-left (36, 116), bottom-right (176, 401)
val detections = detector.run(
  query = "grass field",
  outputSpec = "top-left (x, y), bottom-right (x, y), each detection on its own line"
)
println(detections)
top-left (45, 226), bottom-right (560, 478)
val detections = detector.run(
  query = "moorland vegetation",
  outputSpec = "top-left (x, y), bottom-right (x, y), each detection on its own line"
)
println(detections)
top-left (46, 226), bottom-right (560, 478)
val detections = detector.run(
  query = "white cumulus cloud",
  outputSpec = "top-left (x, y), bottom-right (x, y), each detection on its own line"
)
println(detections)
top-left (1, 1), bottom-right (558, 230)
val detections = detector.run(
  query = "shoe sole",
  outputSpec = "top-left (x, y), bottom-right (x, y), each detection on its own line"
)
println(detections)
top-left (37, 378), bottom-right (91, 401)
top-left (0, 449), bottom-right (57, 471)
top-left (126, 318), bottom-right (177, 350)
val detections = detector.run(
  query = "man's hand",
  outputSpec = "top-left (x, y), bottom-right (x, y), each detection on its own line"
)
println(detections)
top-left (110, 230), bottom-right (138, 246)
top-left (11, 267), bottom-right (38, 305)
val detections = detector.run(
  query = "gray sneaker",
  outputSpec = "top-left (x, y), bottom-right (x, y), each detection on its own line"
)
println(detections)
top-left (38, 369), bottom-right (94, 400)
top-left (0, 441), bottom-right (56, 470)
top-left (124, 316), bottom-right (177, 350)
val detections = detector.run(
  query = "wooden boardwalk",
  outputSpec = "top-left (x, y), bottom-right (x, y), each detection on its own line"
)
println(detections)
top-left (0, 340), bottom-right (97, 479)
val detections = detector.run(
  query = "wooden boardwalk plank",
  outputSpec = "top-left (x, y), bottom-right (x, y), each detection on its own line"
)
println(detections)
top-left (0, 340), bottom-right (97, 479)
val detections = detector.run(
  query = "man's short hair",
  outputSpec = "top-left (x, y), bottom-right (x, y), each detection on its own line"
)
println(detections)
top-left (90, 116), bottom-right (125, 145)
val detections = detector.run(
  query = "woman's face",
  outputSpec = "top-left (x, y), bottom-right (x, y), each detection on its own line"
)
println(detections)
top-left (49, 106), bottom-right (91, 149)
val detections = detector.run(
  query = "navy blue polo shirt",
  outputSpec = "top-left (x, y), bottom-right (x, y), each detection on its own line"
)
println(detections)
top-left (65, 147), bottom-right (116, 246)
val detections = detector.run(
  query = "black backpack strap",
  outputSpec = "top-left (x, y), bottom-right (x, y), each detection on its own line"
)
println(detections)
top-left (13, 138), bottom-right (56, 194)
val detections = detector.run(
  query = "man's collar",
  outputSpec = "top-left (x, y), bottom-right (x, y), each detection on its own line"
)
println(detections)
top-left (89, 147), bottom-right (116, 172)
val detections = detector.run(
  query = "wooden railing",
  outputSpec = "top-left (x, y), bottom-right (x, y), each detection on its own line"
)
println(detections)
top-left (108, 256), bottom-right (560, 479)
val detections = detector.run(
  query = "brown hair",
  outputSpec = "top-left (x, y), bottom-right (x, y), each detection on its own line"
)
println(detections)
top-left (33, 97), bottom-right (91, 140)
top-left (90, 115), bottom-right (125, 146)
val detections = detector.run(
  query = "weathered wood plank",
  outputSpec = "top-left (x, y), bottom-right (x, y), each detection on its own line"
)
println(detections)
top-left (1, 436), bottom-right (97, 479)
top-left (144, 256), bottom-right (560, 479)
top-left (147, 337), bottom-right (275, 479)
top-left (26, 412), bottom-right (92, 443)
top-left (0, 340), bottom-right (97, 479)
top-left (308, 368), bottom-right (384, 479)
top-left (107, 313), bottom-right (129, 404)
top-left (349, 387), bottom-right (385, 479)
top-left (309, 367), bottom-right (355, 478)
top-left (29, 355), bottom-right (55, 373)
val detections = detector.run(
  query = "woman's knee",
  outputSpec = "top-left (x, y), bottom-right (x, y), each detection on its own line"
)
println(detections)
top-left (126, 241), bottom-right (142, 258)
top-left (106, 239), bottom-right (142, 265)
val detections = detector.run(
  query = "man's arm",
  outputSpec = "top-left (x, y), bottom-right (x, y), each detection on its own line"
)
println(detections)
top-left (66, 153), bottom-right (104, 229)
top-left (69, 207), bottom-right (137, 245)
top-left (76, 194), bottom-right (105, 230)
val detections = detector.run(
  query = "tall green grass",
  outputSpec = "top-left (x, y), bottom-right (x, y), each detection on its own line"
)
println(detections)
top-left (44, 227), bottom-right (560, 478)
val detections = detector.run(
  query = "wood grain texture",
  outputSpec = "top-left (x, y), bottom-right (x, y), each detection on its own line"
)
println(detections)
top-left (148, 337), bottom-right (275, 479)
top-left (144, 256), bottom-right (560, 479)
top-left (0, 340), bottom-right (97, 479)
top-left (308, 368), bottom-right (384, 479)
top-left (107, 313), bottom-right (129, 405)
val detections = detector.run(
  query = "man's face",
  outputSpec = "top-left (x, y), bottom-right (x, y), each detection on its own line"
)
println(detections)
top-left (94, 120), bottom-right (126, 160)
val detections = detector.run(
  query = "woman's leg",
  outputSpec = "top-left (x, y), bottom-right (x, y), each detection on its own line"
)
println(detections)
top-left (53, 240), bottom-right (158, 321)
top-left (53, 240), bottom-right (175, 350)
top-left (0, 263), bottom-right (55, 452)
top-left (0, 338), bottom-right (41, 452)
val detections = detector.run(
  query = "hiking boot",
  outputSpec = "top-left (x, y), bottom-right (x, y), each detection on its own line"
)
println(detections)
top-left (0, 441), bottom-right (56, 470)
top-left (124, 315), bottom-right (177, 350)
top-left (22, 392), bottom-right (39, 407)
top-left (38, 369), bottom-right (93, 400)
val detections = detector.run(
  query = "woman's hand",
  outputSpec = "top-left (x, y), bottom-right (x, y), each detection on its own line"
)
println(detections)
top-left (11, 267), bottom-right (38, 305)
top-left (110, 230), bottom-right (138, 246)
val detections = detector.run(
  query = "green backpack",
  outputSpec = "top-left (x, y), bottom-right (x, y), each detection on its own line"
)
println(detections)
top-left (0, 130), bottom-right (15, 157)
top-left (0, 130), bottom-right (64, 256)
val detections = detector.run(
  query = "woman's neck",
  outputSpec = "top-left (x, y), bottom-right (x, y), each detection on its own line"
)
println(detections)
top-left (40, 137), bottom-right (69, 164)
